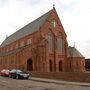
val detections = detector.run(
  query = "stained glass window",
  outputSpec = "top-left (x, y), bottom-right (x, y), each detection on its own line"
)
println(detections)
top-left (57, 32), bottom-right (63, 52)
top-left (46, 32), bottom-right (53, 52)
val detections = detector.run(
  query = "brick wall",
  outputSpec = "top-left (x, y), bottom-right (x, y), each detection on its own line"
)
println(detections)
top-left (30, 71), bottom-right (90, 83)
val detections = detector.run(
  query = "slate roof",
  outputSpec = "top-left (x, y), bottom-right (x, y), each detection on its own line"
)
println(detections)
top-left (0, 9), bottom-right (51, 47)
top-left (68, 46), bottom-right (84, 58)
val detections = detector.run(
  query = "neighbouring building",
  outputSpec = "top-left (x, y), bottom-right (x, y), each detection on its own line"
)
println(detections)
top-left (0, 7), bottom-right (85, 72)
top-left (85, 59), bottom-right (90, 71)
top-left (67, 46), bottom-right (85, 72)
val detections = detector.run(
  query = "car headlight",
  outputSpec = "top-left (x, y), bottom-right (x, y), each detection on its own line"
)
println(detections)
top-left (20, 74), bottom-right (24, 76)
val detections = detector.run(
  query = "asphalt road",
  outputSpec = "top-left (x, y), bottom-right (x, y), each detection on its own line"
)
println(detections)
top-left (0, 76), bottom-right (90, 90)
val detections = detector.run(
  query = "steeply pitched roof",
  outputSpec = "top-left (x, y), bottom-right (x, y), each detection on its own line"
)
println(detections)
top-left (68, 46), bottom-right (84, 58)
top-left (0, 9), bottom-right (52, 47)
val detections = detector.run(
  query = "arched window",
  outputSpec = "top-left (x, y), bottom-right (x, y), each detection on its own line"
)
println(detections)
top-left (15, 43), bottom-right (18, 49)
top-left (20, 41), bottom-right (24, 47)
top-left (59, 61), bottom-right (63, 71)
top-left (49, 60), bottom-right (53, 72)
top-left (51, 20), bottom-right (57, 28)
top-left (57, 32), bottom-right (63, 52)
top-left (70, 60), bottom-right (72, 69)
top-left (27, 39), bottom-right (32, 45)
top-left (46, 32), bottom-right (53, 52)
top-left (76, 61), bottom-right (79, 69)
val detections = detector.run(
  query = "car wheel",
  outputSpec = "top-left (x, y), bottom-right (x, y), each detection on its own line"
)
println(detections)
top-left (16, 75), bottom-right (19, 79)
top-left (12, 75), bottom-right (15, 79)
top-left (9, 74), bottom-right (12, 78)
top-left (26, 77), bottom-right (29, 79)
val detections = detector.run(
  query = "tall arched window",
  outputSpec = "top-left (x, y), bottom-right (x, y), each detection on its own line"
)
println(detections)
top-left (57, 32), bottom-right (63, 52)
top-left (46, 32), bottom-right (53, 52)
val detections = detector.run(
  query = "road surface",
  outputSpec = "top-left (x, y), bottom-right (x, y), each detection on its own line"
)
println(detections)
top-left (0, 76), bottom-right (90, 90)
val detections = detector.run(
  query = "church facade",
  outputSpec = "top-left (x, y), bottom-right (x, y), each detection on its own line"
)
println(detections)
top-left (0, 7), bottom-right (85, 72)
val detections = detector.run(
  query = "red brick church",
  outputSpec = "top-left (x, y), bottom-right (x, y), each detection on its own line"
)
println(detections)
top-left (0, 7), bottom-right (85, 72)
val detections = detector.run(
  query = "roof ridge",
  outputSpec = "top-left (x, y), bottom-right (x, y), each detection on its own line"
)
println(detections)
top-left (3, 9), bottom-right (52, 40)
top-left (0, 9), bottom-right (52, 47)
top-left (68, 46), bottom-right (84, 58)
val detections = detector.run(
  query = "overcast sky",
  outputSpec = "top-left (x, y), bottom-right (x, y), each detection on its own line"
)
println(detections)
top-left (0, 0), bottom-right (90, 58)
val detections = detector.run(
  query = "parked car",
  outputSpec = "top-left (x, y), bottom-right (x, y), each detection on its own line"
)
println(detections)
top-left (9, 69), bottom-right (30, 79)
top-left (0, 69), bottom-right (10, 77)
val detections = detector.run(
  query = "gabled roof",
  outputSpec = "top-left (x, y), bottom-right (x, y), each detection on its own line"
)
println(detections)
top-left (68, 46), bottom-right (84, 58)
top-left (0, 9), bottom-right (52, 47)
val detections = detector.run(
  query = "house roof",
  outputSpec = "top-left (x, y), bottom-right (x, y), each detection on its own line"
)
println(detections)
top-left (68, 46), bottom-right (84, 58)
top-left (0, 9), bottom-right (52, 47)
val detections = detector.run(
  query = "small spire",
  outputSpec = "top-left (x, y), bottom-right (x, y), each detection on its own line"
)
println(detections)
top-left (6, 35), bottom-right (8, 38)
top-left (73, 42), bottom-right (75, 47)
top-left (53, 4), bottom-right (55, 9)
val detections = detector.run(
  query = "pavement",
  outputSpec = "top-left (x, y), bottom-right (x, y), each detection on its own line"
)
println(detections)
top-left (30, 77), bottom-right (90, 87)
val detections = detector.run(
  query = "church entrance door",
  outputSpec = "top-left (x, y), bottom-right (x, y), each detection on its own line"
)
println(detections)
top-left (27, 59), bottom-right (33, 71)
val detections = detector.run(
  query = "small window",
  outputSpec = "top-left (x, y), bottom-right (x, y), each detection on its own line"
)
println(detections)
top-left (20, 41), bottom-right (24, 47)
top-left (15, 43), bottom-right (18, 49)
top-left (76, 61), bottom-right (79, 69)
top-left (51, 20), bottom-right (57, 28)
top-left (6, 47), bottom-right (9, 52)
top-left (27, 39), bottom-right (32, 45)
top-left (70, 60), bottom-right (72, 69)
top-left (10, 46), bottom-right (13, 50)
